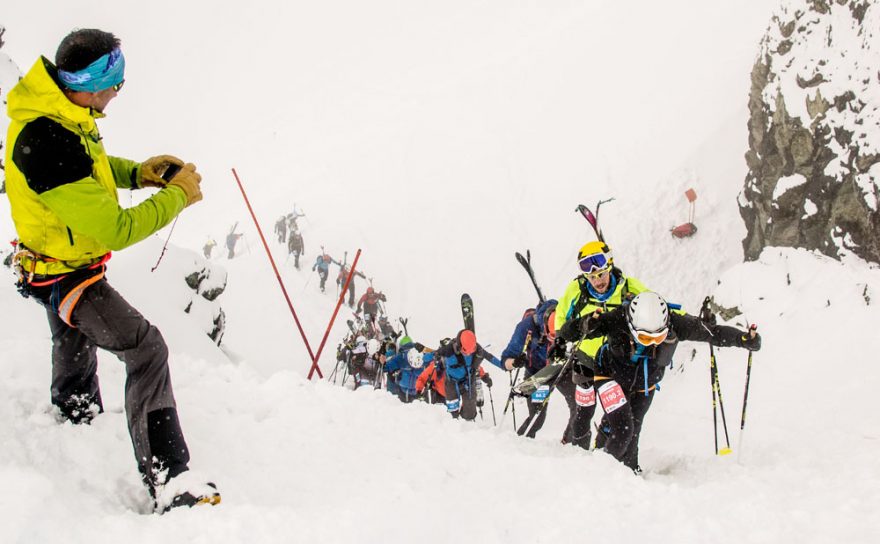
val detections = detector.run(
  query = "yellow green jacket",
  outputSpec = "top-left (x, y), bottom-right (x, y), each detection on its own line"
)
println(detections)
top-left (554, 268), bottom-right (649, 357)
top-left (5, 57), bottom-right (186, 275)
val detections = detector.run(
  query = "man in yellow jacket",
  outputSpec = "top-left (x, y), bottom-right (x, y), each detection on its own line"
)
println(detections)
top-left (553, 240), bottom-right (650, 450)
top-left (5, 28), bottom-right (217, 512)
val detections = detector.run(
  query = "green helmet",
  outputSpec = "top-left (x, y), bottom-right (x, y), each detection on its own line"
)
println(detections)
top-left (399, 335), bottom-right (413, 347)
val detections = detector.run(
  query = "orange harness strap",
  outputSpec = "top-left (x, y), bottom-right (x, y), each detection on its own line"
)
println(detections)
top-left (58, 270), bottom-right (106, 327)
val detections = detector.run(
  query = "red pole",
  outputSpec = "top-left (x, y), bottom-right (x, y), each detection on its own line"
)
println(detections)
top-left (308, 249), bottom-right (362, 380)
top-left (231, 168), bottom-right (319, 375)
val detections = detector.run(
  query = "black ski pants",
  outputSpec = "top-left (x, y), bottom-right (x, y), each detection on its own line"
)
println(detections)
top-left (445, 375), bottom-right (478, 421)
top-left (593, 381), bottom-right (654, 470)
top-left (44, 278), bottom-right (190, 488)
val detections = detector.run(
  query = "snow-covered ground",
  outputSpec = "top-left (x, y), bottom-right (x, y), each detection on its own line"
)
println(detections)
top-left (2, 1), bottom-right (879, 543)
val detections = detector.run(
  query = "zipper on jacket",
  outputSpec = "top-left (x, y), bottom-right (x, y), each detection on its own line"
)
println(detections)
top-left (66, 227), bottom-right (74, 246)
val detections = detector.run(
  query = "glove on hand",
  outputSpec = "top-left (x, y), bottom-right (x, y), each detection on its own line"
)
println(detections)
top-left (511, 354), bottom-right (528, 368)
top-left (548, 338), bottom-right (567, 360)
top-left (741, 329), bottom-right (762, 351)
top-left (166, 163), bottom-right (203, 207)
top-left (578, 309), bottom-right (603, 336)
top-left (481, 374), bottom-right (493, 388)
top-left (139, 154), bottom-right (185, 188)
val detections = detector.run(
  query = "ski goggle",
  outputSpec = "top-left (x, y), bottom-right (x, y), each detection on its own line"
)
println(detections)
top-left (579, 252), bottom-right (611, 275)
top-left (631, 327), bottom-right (668, 346)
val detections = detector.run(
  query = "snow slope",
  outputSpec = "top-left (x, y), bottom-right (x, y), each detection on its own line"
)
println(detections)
top-left (2, 1), bottom-right (879, 543)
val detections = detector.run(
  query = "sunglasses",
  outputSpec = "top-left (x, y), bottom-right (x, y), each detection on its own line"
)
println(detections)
top-left (633, 328), bottom-right (668, 346)
top-left (579, 252), bottom-right (610, 275)
top-left (112, 79), bottom-right (125, 92)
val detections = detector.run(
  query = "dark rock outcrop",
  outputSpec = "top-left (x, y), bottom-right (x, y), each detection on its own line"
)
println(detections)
top-left (740, 0), bottom-right (880, 264)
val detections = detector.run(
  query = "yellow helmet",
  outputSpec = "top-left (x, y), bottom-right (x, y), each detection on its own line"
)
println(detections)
top-left (577, 241), bottom-right (613, 274)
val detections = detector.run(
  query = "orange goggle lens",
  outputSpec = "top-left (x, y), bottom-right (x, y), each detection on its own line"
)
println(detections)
top-left (635, 329), bottom-right (668, 346)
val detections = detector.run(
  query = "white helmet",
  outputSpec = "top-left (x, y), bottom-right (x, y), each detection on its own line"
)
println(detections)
top-left (366, 338), bottom-right (381, 356)
top-left (626, 292), bottom-right (669, 344)
top-left (407, 349), bottom-right (425, 369)
top-left (355, 335), bottom-right (367, 345)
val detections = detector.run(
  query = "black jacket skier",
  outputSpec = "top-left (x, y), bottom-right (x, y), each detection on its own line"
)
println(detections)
top-left (559, 291), bottom-right (761, 471)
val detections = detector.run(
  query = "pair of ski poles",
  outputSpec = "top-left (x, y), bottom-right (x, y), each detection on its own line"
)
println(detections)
top-left (703, 297), bottom-right (757, 457)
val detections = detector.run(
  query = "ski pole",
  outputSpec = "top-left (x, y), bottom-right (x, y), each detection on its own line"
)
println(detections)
top-left (710, 343), bottom-right (733, 455)
top-left (487, 382), bottom-right (497, 426)
top-left (501, 330), bottom-right (532, 430)
top-left (500, 367), bottom-right (522, 430)
top-left (738, 325), bottom-right (757, 458)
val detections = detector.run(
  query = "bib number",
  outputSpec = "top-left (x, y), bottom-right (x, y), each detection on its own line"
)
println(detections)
top-left (530, 385), bottom-right (550, 403)
top-left (598, 381), bottom-right (627, 413)
top-left (575, 385), bottom-right (596, 407)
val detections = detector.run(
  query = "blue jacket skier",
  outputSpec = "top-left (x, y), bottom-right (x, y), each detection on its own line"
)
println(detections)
top-left (383, 336), bottom-right (434, 403)
top-left (312, 254), bottom-right (331, 292)
top-left (434, 329), bottom-right (503, 421)
top-left (500, 299), bottom-right (588, 448)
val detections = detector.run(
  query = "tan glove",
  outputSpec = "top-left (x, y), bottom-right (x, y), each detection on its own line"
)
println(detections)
top-left (139, 154), bottom-right (185, 188)
top-left (165, 163), bottom-right (203, 207)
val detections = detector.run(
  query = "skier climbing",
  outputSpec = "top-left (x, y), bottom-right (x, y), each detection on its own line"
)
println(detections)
top-left (560, 291), bottom-right (761, 472)
top-left (434, 329), bottom-right (503, 421)
top-left (501, 299), bottom-right (587, 446)
top-left (287, 229), bottom-right (304, 269)
top-left (312, 253), bottom-right (331, 292)
top-left (336, 261), bottom-right (364, 307)
top-left (203, 238), bottom-right (217, 259)
top-left (383, 336), bottom-right (432, 403)
top-left (356, 286), bottom-right (387, 324)
top-left (274, 215), bottom-right (287, 243)
top-left (552, 240), bottom-right (652, 449)
top-left (226, 230), bottom-right (243, 259)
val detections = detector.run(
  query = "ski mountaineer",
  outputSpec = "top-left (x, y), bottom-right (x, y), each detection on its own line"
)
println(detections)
top-left (383, 336), bottom-right (434, 403)
top-left (287, 229), bottom-right (304, 270)
top-left (356, 287), bottom-right (387, 325)
top-left (226, 230), bottom-right (243, 259)
top-left (502, 300), bottom-right (587, 447)
top-left (312, 253), bottom-right (331, 292)
top-left (553, 240), bottom-right (651, 450)
top-left (203, 238), bottom-right (217, 259)
top-left (336, 261), bottom-right (364, 307)
top-left (4, 28), bottom-right (218, 512)
top-left (560, 291), bottom-right (762, 472)
top-left (415, 359), bottom-right (447, 405)
top-left (349, 336), bottom-right (385, 390)
top-left (274, 215), bottom-right (287, 243)
top-left (434, 330), bottom-right (502, 421)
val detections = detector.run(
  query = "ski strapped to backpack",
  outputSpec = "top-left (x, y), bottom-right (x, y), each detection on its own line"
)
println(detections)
top-left (515, 250), bottom-right (546, 304)
top-left (461, 293), bottom-right (475, 332)
top-left (575, 198), bottom-right (614, 243)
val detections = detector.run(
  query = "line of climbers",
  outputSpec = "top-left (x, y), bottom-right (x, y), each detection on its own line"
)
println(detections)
top-left (330, 240), bottom-right (762, 474)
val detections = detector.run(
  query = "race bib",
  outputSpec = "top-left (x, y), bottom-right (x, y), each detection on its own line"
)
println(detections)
top-left (575, 385), bottom-right (596, 407)
top-left (530, 385), bottom-right (550, 403)
top-left (597, 381), bottom-right (627, 413)
top-left (446, 398), bottom-right (461, 413)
